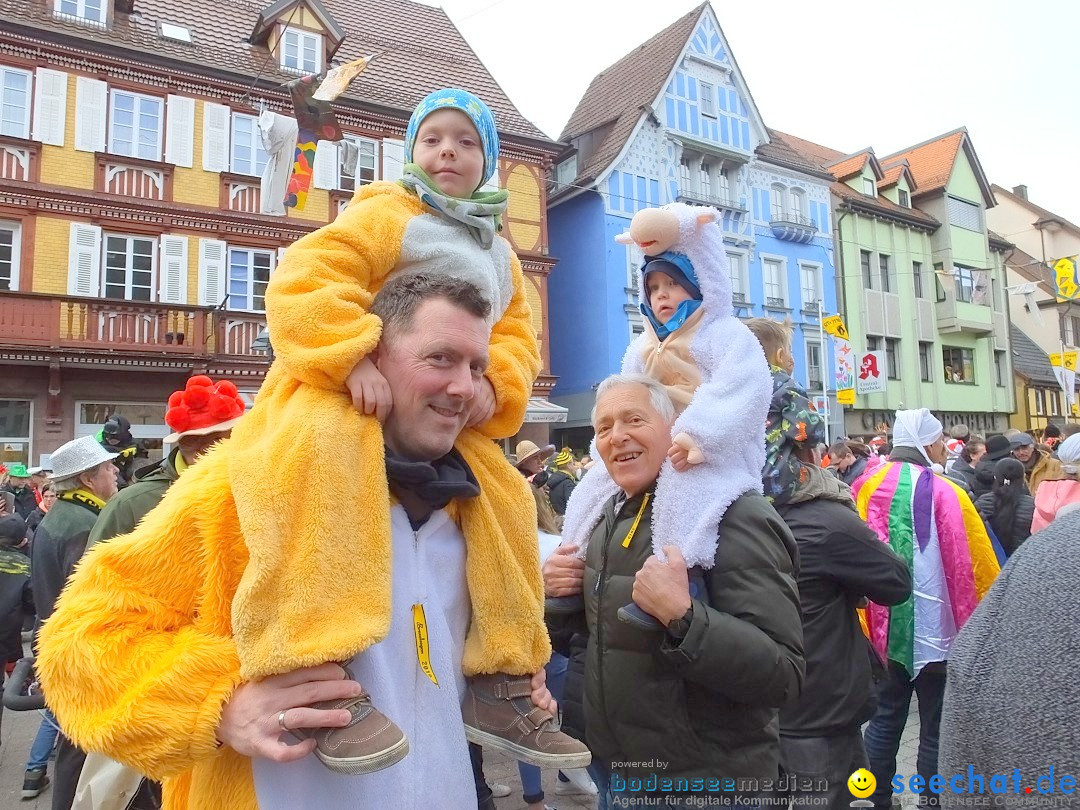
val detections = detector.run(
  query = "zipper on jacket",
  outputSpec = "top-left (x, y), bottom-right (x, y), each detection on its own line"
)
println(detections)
top-left (594, 498), bottom-right (623, 740)
top-left (412, 527), bottom-right (420, 810)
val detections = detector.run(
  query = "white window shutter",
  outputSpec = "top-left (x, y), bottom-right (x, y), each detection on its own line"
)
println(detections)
top-left (159, 235), bottom-right (188, 304)
top-left (381, 138), bottom-right (404, 182)
top-left (312, 140), bottom-right (338, 190)
top-left (32, 68), bottom-right (67, 147)
top-left (73, 76), bottom-right (107, 153)
top-left (164, 94), bottom-right (195, 168)
top-left (277, 246), bottom-right (288, 270)
top-left (198, 238), bottom-right (227, 307)
top-left (202, 102), bottom-right (230, 173)
top-left (67, 222), bottom-right (101, 297)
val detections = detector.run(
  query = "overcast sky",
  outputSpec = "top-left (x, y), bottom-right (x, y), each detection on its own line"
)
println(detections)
top-left (424, 0), bottom-right (1080, 233)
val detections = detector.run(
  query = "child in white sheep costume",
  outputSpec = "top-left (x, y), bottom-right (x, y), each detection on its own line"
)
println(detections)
top-left (559, 203), bottom-right (772, 607)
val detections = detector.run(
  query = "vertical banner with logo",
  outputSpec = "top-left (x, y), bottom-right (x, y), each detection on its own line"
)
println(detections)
top-left (1050, 351), bottom-right (1077, 409)
top-left (856, 351), bottom-right (887, 394)
top-left (823, 315), bottom-right (855, 406)
top-left (1054, 257), bottom-right (1079, 302)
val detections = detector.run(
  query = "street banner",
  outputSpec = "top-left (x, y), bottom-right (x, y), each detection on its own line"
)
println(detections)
top-left (1050, 351), bottom-right (1077, 408)
top-left (822, 315), bottom-right (848, 340)
top-left (834, 337), bottom-right (855, 406)
top-left (856, 351), bottom-right (887, 394)
top-left (1054, 257), bottom-right (1079, 302)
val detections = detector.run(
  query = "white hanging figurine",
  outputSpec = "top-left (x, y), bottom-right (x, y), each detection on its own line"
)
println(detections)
top-left (554, 202), bottom-right (772, 628)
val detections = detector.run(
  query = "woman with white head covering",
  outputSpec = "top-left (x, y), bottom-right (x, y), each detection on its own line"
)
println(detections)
top-left (851, 408), bottom-right (1000, 810)
top-left (1030, 433), bottom-right (1080, 533)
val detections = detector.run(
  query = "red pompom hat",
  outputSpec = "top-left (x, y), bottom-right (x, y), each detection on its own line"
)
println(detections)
top-left (164, 376), bottom-right (247, 442)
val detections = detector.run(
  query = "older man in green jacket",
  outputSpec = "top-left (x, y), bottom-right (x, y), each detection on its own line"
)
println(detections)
top-left (544, 373), bottom-right (804, 807)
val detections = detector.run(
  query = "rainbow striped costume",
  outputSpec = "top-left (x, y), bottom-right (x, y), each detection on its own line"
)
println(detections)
top-left (853, 461), bottom-right (1002, 677)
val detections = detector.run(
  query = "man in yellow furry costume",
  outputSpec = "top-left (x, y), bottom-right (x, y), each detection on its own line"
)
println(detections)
top-left (36, 275), bottom-right (579, 810)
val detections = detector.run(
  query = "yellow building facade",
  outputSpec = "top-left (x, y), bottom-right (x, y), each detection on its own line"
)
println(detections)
top-left (0, 0), bottom-right (560, 463)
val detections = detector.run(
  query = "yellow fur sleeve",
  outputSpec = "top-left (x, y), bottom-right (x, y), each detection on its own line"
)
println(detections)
top-left (266, 182), bottom-right (423, 390)
top-left (479, 247), bottom-right (541, 439)
top-left (36, 450), bottom-right (246, 780)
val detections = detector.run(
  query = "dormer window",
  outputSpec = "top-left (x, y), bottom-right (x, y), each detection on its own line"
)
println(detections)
top-left (898, 188), bottom-right (910, 208)
top-left (863, 177), bottom-right (876, 197)
top-left (281, 29), bottom-right (322, 73)
top-left (55, 0), bottom-right (106, 24)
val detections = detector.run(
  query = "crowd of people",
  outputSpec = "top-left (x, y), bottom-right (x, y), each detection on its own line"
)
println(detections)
top-left (3, 83), bottom-right (1078, 810)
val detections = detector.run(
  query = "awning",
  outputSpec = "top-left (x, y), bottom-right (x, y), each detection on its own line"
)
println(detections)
top-left (524, 396), bottom-right (568, 423)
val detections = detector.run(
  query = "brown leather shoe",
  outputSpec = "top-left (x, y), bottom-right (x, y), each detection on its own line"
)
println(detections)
top-left (299, 690), bottom-right (409, 775)
top-left (462, 673), bottom-right (592, 769)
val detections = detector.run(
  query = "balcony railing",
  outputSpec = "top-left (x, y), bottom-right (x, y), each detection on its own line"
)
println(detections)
top-left (0, 292), bottom-right (269, 362)
top-left (766, 296), bottom-right (787, 308)
top-left (0, 136), bottom-right (39, 183)
top-left (769, 212), bottom-right (817, 244)
top-left (676, 190), bottom-right (748, 212)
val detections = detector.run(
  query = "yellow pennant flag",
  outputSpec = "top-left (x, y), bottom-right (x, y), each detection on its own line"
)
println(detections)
top-left (822, 315), bottom-right (849, 340)
top-left (1055, 257), bottom-right (1079, 302)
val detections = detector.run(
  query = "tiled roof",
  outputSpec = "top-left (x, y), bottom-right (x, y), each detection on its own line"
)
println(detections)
top-left (770, 130), bottom-right (938, 229)
top-left (1006, 244), bottom-right (1055, 292)
top-left (1011, 323), bottom-right (1060, 387)
top-left (824, 151), bottom-right (872, 181)
top-left (992, 184), bottom-right (1080, 237)
top-left (881, 128), bottom-right (966, 196)
top-left (831, 181), bottom-right (938, 228)
top-left (558, 3), bottom-right (705, 185)
top-left (767, 129), bottom-right (844, 167)
top-left (3, 0), bottom-right (551, 142)
top-left (756, 130), bottom-right (835, 179)
top-left (879, 163), bottom-right (908, 189)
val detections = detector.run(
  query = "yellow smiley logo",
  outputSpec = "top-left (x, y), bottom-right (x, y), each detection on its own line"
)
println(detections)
top-left (848, 769), bottom-right (876, 798)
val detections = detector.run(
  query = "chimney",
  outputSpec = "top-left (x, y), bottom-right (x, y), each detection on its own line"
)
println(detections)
top-left (1012, 184), bottom-right (1028, 199)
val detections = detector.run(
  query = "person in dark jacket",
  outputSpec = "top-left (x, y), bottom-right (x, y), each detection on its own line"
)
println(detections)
top-left (97, 414), bottom-right (141, 488)
top-left (0, 514), bottom-right (33, 673)
top-left (768, 384), bottom-right (911, 808)
top-left (2, 464), bottom-right (39, 520)
top-left (87, 377), bottom-right (241, 553)
top-left (937, 509), bottom-right (1080, 803)
top-left (28, 435), bottom-right (118, 808)
top-left (26, 483), bottom-right (55, 541)
top-left (972, 434), bottom-right (1012, 499)
top-left (544, 449), bottom-right (577, 515)
top-left (946, 439), bottom-right (984, 494)
top-left (973, 458), bottom-right (1035, 558)
top-left (829, 441), bottom-right (872, 486)
top-left (544, 374), bottom-right (804, 804)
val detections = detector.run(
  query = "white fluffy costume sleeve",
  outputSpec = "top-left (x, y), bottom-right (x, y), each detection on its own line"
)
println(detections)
top-left (560, 203), bottom-right (771, 568)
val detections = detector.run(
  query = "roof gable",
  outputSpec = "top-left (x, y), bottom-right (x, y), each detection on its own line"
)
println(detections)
top-left (558, 4), bottom-right (705, 185)
top-left (252, 0), bottom-right (347, 47)
top-left (882, 128), bottom-right (994, 206)
top-left (824, 149), bottom-right (881, 182)
top-left (992, 185), bottom-right (1080, 239)
top-left (687, 10), bottom-right (728, 62)
top-left (879, 159), bottom-right (915, 191)
top-left (769, 130), bottom-right (938, 230)
top-left (665, 6), bottom-right (769, 151)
